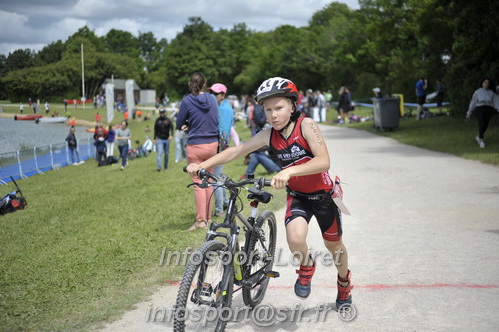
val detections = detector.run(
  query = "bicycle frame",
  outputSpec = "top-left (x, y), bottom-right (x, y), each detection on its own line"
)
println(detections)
top-left (191, 170), bottom-right (274, 301)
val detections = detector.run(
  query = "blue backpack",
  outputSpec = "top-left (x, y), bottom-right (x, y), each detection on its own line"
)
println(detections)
top-left (253, 104), bottom-right (267, 128)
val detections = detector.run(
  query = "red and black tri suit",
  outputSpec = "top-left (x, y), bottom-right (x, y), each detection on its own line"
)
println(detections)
top-left (269, 117), bottom-right (343, 242)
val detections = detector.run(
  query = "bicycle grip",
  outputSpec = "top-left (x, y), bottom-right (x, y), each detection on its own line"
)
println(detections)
top-left (183, 166), bottom-right (188, 172)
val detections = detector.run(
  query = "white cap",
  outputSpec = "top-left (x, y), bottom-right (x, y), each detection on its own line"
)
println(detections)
top-left (373, 87), bottom-right (381, 93)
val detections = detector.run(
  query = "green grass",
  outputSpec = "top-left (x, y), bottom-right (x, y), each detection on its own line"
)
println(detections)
top-left (326, 105), bottom-right (499, 166)
top-left (1, 100), bottom-right (497, 330)
top-left (0, 116), bottom-right (285, 331)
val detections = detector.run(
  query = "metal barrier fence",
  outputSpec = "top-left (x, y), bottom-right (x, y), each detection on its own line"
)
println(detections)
top-left (0, 138), bottom-right (96, 184)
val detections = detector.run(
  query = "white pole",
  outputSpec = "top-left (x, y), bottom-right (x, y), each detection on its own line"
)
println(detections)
top-left (81, 43), bottom-right (85, 109)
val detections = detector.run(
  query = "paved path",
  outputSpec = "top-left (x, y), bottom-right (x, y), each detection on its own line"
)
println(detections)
top-left (99, 124), bottom-right (499, 331)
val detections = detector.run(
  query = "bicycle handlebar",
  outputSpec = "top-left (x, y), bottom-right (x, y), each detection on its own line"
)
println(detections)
top-left (183, 166), bottom-right (271, 190)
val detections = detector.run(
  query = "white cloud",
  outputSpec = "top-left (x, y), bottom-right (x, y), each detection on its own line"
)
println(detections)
top-left (0, 0), bottom-right (360, 56)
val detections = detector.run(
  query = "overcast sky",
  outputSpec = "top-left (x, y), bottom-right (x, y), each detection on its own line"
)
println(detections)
top-left (0, 0), bottom-right (359, 56)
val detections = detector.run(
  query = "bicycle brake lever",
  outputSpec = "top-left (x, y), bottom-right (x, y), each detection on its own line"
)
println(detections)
top-left (187, 180), bottom-right (209, 189)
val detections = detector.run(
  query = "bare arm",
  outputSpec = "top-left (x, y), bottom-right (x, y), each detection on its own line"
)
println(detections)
top-left (186, 129), bottom-right (271, 175)
top-left (271, 118), bottom-right (330, 190)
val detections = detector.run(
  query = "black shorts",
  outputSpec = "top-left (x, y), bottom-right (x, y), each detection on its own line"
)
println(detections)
top-left (284, 192), bottom-right (343, 242)
top-left (417, 95), bottom-right (426, 105)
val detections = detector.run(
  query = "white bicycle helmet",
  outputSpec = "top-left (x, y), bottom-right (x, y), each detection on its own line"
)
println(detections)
top-left (255, 77), bottom-right (299, 105)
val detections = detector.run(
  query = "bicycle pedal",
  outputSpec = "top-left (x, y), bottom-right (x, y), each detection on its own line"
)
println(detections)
top-left (265, 271), bottom-right (280, 278)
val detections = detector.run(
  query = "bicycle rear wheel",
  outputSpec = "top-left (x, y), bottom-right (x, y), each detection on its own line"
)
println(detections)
top-left (242, 210), bottom-right (277, 307)
top-left (174, 240), bottom-right (234, 332)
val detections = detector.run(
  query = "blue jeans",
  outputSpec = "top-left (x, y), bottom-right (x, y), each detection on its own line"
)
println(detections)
top-left (246, 151), bottom-right (281, 175)
top-left (213, 165), bottom-right (228, 215)
top-left (175, 136), bottom-right (187, 162)
top-left (156, 139), bottom-right (170, 170)
top-left (118, 145), bottom-right (128, 167)
top-left (69, 147), bottom-right (81, 164)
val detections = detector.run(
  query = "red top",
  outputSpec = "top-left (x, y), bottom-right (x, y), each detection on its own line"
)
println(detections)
top-left (269, 117), bottom-right (333, 194)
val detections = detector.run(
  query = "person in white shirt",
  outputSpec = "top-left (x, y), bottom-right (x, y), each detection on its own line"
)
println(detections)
top-left (466, 77), bottom-right (499, 148)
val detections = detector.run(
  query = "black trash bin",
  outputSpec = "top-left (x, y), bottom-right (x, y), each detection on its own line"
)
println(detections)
top-left (372, 97), bottom-right (400, 131)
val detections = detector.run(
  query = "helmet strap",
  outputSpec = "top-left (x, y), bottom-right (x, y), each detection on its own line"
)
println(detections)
top-left (279, 102), bottom-right (297, 136)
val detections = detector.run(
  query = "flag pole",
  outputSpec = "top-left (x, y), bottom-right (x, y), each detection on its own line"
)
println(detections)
top-left (81, 43), bottom-right (85, 109)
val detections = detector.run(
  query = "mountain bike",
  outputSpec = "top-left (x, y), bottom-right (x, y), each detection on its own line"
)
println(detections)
top-left (174, 168), bottom-right (279, 332)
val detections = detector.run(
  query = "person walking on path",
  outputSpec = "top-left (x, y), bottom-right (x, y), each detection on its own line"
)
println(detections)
top-left (337, 87), bottom-right (350, 124)
top-left (415, 77), bottom-right (428, 120)
top-left (176, 72), bottom-right (219, 231)
top-left (466, 77), bottom-right (499, 148)
top-left (186, 77), bottom-right (353, 309)
top-left (154, 109), bottom-right (174, 171)
top-left (115, 120), bottom-right (131, 170)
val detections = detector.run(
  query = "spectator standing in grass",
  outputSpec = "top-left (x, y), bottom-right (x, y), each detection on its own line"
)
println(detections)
top-left (209, 83), bottom-right (233, 217)
top-left (176, 72), bottom-right (219, 231)
top-left (415, 77), bottom-right (428, 120)
top-left (93, 126), bottom-right (107, 166)
top-left (466, 77), bottom-right (499, 148)
top-left (435, 79), bottom-right (446, 114)
top-left (154, 109), bottom-right (174, 171)
top-left (65, 127), bottom-right (84, 165)
top-left (19, 103), bottom-right (23, 114)
top-left (115, 120), bottom-right (131, 170)
top-left (106, 125), bottom-right (115, 158)
top-left (44, 101), bottom-right (50, 114)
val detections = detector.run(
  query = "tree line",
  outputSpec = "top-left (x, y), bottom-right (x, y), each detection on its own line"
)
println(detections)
top-left (0, 0), bottom-right (497, 114)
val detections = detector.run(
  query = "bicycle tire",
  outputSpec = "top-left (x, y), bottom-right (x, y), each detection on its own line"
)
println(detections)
top-left (242, 210), bottom-right (277, 307)
top-left (174, 240), bottom-right (234, 332)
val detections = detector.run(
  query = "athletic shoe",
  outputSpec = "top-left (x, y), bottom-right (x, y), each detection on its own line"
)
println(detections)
top-left (336, 270), bottom-right (353, 309)
top-left (476, 136), bottom-right (485, 148)
top-left (294, 258), bottom-right (316, 299)
top-left (78, 160), bottom-right (85, 165)
top-left (156, 168), bottom-right (161, 172)
top-left (120, 166), bottom-right (125, 171)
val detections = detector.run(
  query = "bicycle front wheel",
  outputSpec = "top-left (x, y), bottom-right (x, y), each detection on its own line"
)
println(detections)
top-left (174, 240), bottom-right (234, 332)
top-left (242, 210), bottom-right (277, 307)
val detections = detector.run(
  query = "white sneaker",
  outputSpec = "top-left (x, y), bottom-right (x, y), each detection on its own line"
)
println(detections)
top-left (476, 136), bottom-right (485, 148)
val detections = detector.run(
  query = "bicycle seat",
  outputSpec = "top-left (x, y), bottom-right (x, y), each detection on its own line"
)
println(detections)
top-left (247, 192), bottom-right (272, 204)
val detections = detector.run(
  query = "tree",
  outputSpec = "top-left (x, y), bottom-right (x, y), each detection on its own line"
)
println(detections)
top-left (5, 49), bottom-right (36, 72)
top-left (104, 29), bottom-right (140, 57)
top-left (35, 40), bottom-right (66, 66)
top-left (162, 17), bottom-right (219, 96)
top-left (436, 0), bottom-right (499, 114)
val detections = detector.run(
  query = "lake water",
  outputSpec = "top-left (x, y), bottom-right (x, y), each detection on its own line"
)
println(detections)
top-left (0, 118), bottom-right (94, 154)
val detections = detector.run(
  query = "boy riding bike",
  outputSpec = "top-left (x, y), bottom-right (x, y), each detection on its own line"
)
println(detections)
top-left (186, 77), bottom-right (353, 308)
